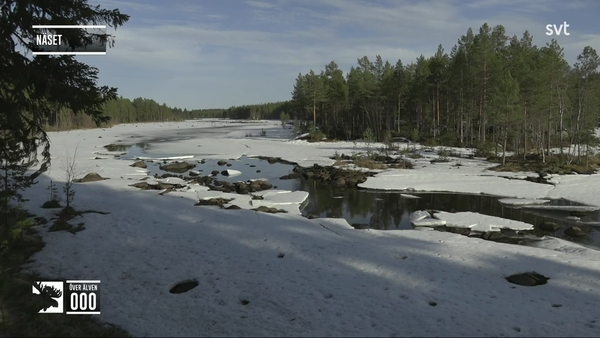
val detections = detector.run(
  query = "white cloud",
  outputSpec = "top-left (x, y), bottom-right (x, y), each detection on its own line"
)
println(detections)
top-left (89, 0), bottom-right (598, 108)
top-left (562, 34), bottom-right (600, 60)
top-left (466, 0), bottom-right (555, 12)
top-left (246, 0), bottom-right (276, 9)
top-left (95, 0), bottom-right (160, 12)
top-left (566, 0), bottom-right (596, 9)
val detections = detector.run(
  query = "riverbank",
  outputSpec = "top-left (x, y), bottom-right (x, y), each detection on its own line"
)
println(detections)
top-left (16, 119), bottom-right (600, 336)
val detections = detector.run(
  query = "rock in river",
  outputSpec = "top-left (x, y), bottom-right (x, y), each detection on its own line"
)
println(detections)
top-left (538, 221), bottom-right (561, 232)
top-left (159, 161), bottom-right (195, 173)
top-left (130, 160), bottom-right (147, 168)
top-left (564, 226), bottom-right (587, 237)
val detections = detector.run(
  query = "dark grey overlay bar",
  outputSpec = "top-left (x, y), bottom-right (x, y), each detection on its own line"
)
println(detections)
top-left (33, 27), bottom-right (107, 53)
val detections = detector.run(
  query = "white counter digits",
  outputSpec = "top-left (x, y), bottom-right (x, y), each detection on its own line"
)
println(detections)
top-left (65, 280), bottom-right (102, 314)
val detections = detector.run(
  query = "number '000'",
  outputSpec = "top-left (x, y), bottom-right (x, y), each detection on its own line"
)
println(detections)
top-left (70, 293), bottom-right (97, 311)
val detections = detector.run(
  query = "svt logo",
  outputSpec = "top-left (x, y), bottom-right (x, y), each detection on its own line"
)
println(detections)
top-left (546, 21), bottom-right (570, 36)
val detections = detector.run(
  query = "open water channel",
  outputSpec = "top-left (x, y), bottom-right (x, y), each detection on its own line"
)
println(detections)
top-left (114, 143), bottom-right (600, 250)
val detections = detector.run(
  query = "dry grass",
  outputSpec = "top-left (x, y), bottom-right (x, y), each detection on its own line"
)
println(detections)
top-left (487, 154), bottom-right (600, 175)
top-left (352, 157), bottom-right (387, 170)
top-left (333, 159), bottom-right (347, 167)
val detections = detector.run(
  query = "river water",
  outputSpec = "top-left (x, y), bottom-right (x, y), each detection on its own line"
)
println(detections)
top-left (116, 143), bottom-right (600, 249)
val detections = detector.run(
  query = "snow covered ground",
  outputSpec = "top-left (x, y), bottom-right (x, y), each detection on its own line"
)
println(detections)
top-left (21, 120), bottom-right (600, 336)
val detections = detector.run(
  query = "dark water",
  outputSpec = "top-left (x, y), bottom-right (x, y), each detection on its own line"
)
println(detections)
top-left (297, 185), bottom-right (600, 249)
top-left (119, 144), bottom-right (299, 187)
top-left (116, 144), bottom-right (600, 249)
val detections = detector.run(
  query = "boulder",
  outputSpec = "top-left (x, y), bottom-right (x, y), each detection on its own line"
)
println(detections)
top-left (74, 172), bottom-right (109, 183)
top-left (538, 221), bottom-right (561, 232)
top-left (253, 206), bottom-right (287, 213)
top-left (236, 182), bottom-right (250, 194)
top-left (259, 181), bottom-right (273, 190)
top-left (279, 172), bottom-right (302, 180)
top-left (159, 162), bottom-right (195, 173)
top-left (130, 182), bottom-right (153, 190)
top-left (129, 181), bottom-right (185, 190)
top-left (333, 177), bottom-right (346, 187)
top-left (189, 175), bottom-right (214, 186)
top-left (505, 272), bottom-right (549, 286)
top-left (160, 173), bottom-right (182, 179)
top-left (103, 143), bottom-right (121, 151)
top-left (195, 198), bottom-right (233, 207)
top-left (130, 160), bottom-right (147, 168)
top-left (220, 182), bottom-right (234, 193)
top-left (564, 226), bottom-right (587, 237)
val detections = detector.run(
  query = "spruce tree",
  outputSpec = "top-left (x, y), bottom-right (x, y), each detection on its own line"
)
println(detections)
top-left (0, 0), bottom-right (128, 246)
top-left (0, 0), bottom-right (129, 181)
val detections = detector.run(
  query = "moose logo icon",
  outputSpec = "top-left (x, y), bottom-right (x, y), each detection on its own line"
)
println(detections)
top-left (32, 281), bottom-right (64, 313)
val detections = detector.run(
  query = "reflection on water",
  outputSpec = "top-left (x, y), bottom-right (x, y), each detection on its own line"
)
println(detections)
top-left (297, 182), bottom-right (600, 249)
top-left (118, 143), bottom-right (150, 157)
top-left (117, 143), bottom-right (600, 249)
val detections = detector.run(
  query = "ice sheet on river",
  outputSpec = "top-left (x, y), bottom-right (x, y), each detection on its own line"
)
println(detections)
top-left (221, 169), bottom-right (242, 177)
top-left (409, 210), bottom-right (447, 227)
top-left (412, 218), bottom-right (447, 227)
top-left (400, 193), bottom-right (421, 199)
top-left (137, 155), bottom-right (195, 161)
top-left (250, 190), bottom-right (309, 207)
top-left (433, 211), bottom-right (534, 231)
top-left (409, 210), bottom-right (431, 223)
top-left (519, 205), bottom-right (600, 212)
top-left (498, 198), bottom-right (551, 206)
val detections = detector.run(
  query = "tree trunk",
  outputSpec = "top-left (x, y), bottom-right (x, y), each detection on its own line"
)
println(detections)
top-left (313, 90), bottom-right (317, 128)
top-left (547, 85), bottom-right (552, 158)
top-left (436, 83), bottom-right (440, 137)
top-left (502, 130), bottom-right (507, 165)
top-left (523, 105), bottom-right (527, 160)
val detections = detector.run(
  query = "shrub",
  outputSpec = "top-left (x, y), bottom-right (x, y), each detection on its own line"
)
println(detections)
top-left (309, 127), bottom-right (326, 141)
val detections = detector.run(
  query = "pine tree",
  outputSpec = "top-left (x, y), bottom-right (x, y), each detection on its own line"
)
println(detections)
top-left (492, 69), bottom-right (521, 165)
top-left (1, 1), bottom-right (128, 245)
top-left (0, 1), bottom-right (129, 181)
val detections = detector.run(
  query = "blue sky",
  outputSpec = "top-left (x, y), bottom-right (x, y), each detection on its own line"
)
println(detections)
top-left (86, 0), bottom-right (600, 110)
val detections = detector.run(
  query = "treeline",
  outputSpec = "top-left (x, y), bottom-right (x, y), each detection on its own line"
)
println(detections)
top-left (44, 97), bottom-right (224, 130)
top-left (44, 97), bottom-right (188, 129)
top-left (44, 97), bottom-right (293, 130)
top-left (189, 108), bottom-right (226, 118)
top-left (211, 101), bottom-right (292, 120)
top-left (291, 23), bottom-right (600, 164)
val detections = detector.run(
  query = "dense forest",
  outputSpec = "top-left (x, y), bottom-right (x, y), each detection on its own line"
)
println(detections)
top-left (192, 101), bottom-right (292, 120)
top-left (44, 97), bottom-right (291, 130)
top-left (44, 97), bottom-right (214, 130)
top-left (290, 23), bottom-right (600, 164)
